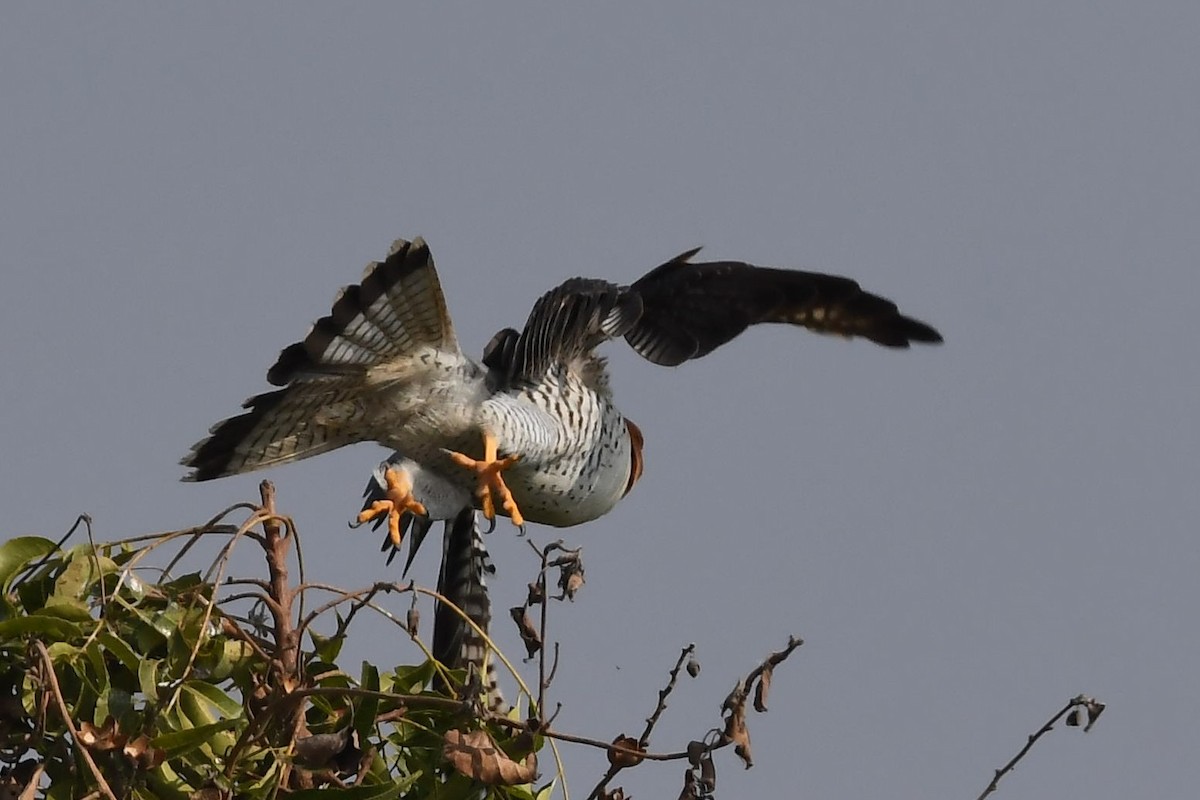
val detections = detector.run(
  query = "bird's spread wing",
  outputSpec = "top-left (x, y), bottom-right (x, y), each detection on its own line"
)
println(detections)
top-left (268, 237), bottom-right (460, 386)
top-left (182, 237), bottom-right (461, 481)
top-left (484, 278), bottom-right (643, 384)
top-left (623, 248), bottom-right (943, 366)
top-left (488, 247), bottom-right (942, 383)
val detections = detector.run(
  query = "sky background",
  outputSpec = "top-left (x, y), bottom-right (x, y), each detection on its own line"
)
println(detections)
top-left (3, 3), bottom-right (1198, 797)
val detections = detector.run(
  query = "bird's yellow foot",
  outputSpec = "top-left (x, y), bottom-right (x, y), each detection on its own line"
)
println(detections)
top-left (447, 432), bottom-right (525, 528)
top-left (356, 468), bottom-right (428, 547)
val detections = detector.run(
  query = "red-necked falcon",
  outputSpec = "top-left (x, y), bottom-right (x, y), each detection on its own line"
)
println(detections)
top-left (182, 236), bottom-right (941, 539)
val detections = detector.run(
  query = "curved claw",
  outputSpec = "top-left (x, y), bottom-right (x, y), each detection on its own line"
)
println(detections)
top-left (446, 431), bottom-right (526, 529)
top-left (354, 467), bottom-right (427, 548)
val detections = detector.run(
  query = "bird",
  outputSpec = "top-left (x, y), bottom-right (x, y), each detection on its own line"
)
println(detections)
top-left (181, 235), bottom-right (941, 707)
top-left (182, 236), bottom-right (942, 543)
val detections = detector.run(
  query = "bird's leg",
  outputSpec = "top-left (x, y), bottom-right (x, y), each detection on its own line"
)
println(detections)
top-left (446, 431), bottom-right (525, 528)
top-left (355, 467), bottom-right (428, 547)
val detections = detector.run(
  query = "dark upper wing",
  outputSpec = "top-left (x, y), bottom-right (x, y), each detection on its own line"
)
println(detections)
top-left (486, 277), bottom-right (643, 384)
top-left (622, 248), bottom-right (942, 366)
top-left (487, 247), bottom-right (941, 383)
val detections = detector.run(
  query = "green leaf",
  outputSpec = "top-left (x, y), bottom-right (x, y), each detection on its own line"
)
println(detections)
top-left (97, 631), bottom-right (141, 674)
top-left (139, 658), bottom-right (161, 699)
top-left (53, 550), bottom-right (97, 601)
top-left (388, 659), bottom-right (436, 694)
top-left (181, 680), bottom-right (242, 719)
top-left (0, 613), bottom-right (82, 641)
top-left (356, 661), bottom-right (381, 744)
top-left (310, 627), bottom-right (344, 663)
top-left (0, 536), bottom-right (57, 592)
top-left (288, 778), bottom-right (417, 800)
top-left (151, 718), bottom-right (240, 758)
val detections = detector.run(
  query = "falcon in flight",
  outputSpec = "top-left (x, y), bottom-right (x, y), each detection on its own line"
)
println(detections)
top-left (182, 237), bottom-right (941, 542)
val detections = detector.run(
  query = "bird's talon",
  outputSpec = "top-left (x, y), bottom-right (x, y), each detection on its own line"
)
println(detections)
top-left (354, 467), bottom-right (427, 547)
top-left (448, 432), bottom-right (526, 530)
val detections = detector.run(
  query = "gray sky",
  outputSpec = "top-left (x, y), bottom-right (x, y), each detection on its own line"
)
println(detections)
top-left (3, 3), bottom-right (1198, 797)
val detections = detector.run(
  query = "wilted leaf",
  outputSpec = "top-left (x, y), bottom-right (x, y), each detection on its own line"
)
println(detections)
top-left (1085, 699), bottom-right (1106, 731)
top-left (1066, 708), bottom-right (1081, 727)
top-left (686, 658), bottom-right (700, 678)
top-left (78, 716), bottom-right (127, 752)
top-left (753, 666), bottom-right (772, 712)
top-left (405, 606), bottom-right (420, 637)
top-left (723, 703), bottom-right (752, 768)
top-left (678, 767), bottom-right (699, 800)
top-left (510, 607), bottom-right (541, 658)
top-left (443, 729), bottom-right (537, 785)
top-left (526, 581), bottom-right (544, 607)
top-left (607, 735), bottom-right (645, 768)
top-left (699, 752), bottom-right (717, 793)
top-left (559, 568), bottom-right (584, 601)
top-left (123, 733), bottom-right (166, 771)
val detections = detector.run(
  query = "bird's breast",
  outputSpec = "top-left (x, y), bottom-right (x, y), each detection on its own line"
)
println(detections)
top-left (503, 381), bottom-right (636, 527)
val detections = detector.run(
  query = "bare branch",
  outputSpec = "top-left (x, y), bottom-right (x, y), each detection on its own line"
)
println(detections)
top-left (975, 694), bottom-right (1106, 800)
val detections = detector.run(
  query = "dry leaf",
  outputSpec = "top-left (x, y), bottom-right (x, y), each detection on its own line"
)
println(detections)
top-left (510, 606), bottom-right (542, 658)
top-left (526, 581), bottom-right (544, 606)
top-left (443, 729), bottom-right (537, 785)
top-left (123, 733), bottom-right (166, 771)
top-left (699, 751), bottom-right (717, 793)
top-left (607, 734), bottom-right (645, 768)
top-left (678, 768), bottom-right (699, 800)
top-left (723, 704), bottom-right (752, 768)
top-left (559, 568), bottom-right (585, 600)
top-left (685, 658), bottom-right (701, 678)
top-left (753, 665), bottom-right (773, 712)
top-left (78, 717), bottom-right (127, 752)
top-left (406, 606), bottom-right (420, 637)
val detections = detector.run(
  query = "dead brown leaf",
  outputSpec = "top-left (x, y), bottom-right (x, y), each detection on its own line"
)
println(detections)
top-left (510, 606), bottom-right (542, 658)
top-left (123, 733), bottom-right (166, 771)
top-left (77, 716), bottom-right (127, 752)
top-left (753, 665), bottom-right (773, 712)
top-left (607, 734), bottom-right (645, 768)
top-left (443, 728), bottom-right (537, 786)
top-left (723, 703), bottom-right (753, 768)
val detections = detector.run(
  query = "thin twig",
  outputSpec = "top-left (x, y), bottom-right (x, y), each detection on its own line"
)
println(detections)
top-left (975, 694), bottom-right (1106, 800)
top-left (584, 643), bottom-right (696, 800)
top-left (640, 644), bottom-right (695, 747)
top-left (34, 641), bottom-right (119, 800)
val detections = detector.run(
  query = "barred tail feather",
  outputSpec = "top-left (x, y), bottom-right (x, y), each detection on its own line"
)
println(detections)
top-left (182, 237), bottom-right (462, 482)
top-left (434, 508), bottom-right (503, 711)
top-left (267, 237), bottom-right (459, 386)
top-left (181, 380), bottom-right (370, 481)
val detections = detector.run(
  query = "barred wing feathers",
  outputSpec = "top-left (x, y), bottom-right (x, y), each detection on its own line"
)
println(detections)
top-left (182, 238), bottom-right (460, 481)
top-left (486, 247), bottom-right (942, 384)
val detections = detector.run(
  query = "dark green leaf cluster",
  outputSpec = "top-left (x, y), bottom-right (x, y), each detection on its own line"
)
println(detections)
top-left (0, 527), bottom-right (546, 800)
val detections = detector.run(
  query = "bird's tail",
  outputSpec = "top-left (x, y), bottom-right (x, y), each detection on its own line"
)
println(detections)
top-left (434, 508), bottom-right (504, 712)
top-left (182, 237), bottom-right (461, 481)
